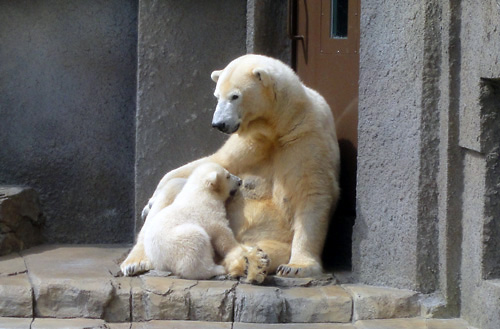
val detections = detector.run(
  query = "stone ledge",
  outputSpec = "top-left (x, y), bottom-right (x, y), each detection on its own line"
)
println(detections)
top-left (0, 245), bottom-right (460, 325)
top-left (0, 252), bottom-right (32, 317)
top-left (342, 284), bottom-right (420, 321)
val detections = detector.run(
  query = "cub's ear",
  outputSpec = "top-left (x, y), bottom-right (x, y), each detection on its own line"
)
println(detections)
top-left (206, 171), bottom-right (219, 190)
top-left (252, 67), bottom-right (272, 87)
top-left (211, 70), bottom-right (222, 83)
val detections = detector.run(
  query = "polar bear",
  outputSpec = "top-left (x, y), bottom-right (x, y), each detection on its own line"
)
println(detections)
top-left (121, 54), bottom-right (340, 283)
top-left (143, 162), bottom-right (242, 280)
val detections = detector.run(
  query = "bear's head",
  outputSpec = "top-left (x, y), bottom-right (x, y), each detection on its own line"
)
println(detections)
top-left (188, 162), bottom-right (242, 200)
top-left (210, 54), bottom-right (301, 135)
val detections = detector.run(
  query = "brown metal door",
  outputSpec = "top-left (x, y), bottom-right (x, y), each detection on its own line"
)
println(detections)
top-left (292, 0), bottom-right (360, 268)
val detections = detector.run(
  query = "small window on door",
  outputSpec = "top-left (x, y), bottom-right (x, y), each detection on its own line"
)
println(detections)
top-left (331, 0), bottom-right (348, 38)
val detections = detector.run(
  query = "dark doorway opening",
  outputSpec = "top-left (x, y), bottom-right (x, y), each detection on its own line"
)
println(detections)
top-left (291, 0), bottom-right (360, 270)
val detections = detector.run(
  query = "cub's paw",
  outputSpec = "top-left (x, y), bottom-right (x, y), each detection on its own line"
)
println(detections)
top-left (276, 262), bottom-right (322, 278)
top-left (120, 257), bottom-right (152, 277)
top-left (243, 247), bottom-right (270, 284)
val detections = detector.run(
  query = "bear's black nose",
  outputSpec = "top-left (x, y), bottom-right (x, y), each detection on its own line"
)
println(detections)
top-left (212, 121), bottom-right (226, 131)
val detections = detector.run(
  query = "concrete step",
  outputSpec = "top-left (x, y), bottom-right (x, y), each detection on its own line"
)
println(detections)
top-left (0, 317), bottom-right (470, 329)
top-left (0, 245), bottom-right (470, 327)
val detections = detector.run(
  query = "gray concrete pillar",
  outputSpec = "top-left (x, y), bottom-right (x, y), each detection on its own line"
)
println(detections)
top-left (135, 0), bottom-right (247, 233)
top-left (458, 2), bottom-right (500, 327)
top-left (353, 0), bottom-right (441, 293)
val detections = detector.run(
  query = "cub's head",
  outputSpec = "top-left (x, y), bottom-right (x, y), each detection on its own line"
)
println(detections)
top-left (210, 54), bottom-right (298, 134)
top-left (189, 162), bottom-right (242, 200)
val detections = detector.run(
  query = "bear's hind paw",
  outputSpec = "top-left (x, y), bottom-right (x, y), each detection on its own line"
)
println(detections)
top-left (243, 247), bottom-right (270, 284)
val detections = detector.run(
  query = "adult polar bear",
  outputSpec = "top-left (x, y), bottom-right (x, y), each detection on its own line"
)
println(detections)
top-left (121, 54), bottom-right (340, 283)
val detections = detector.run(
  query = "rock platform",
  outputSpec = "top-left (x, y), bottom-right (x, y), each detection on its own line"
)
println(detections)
top-left (0, 245), bottom-right (470, 328)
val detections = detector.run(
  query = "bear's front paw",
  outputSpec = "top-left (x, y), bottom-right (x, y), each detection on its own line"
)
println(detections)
top-left (243, 247), bottom-right (270, 284)
top-left (276, 262), bottom-right (322, 278)
top-left (120, 257), bottom-right (152, 277)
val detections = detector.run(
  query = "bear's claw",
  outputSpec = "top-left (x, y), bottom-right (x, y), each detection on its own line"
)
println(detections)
top-left (276, 262), bottom-right (323, 278)
top-left (121, 259), bottom-right (152, 277)
top-left (277, 264), bottom-right (302, 277)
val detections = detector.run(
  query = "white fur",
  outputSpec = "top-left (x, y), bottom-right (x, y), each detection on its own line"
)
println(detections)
top-left (143, 162), bottom-right (241, 280)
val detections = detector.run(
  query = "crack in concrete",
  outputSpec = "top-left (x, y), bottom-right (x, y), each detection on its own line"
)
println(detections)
top-left (2, 269), bottom-right (28, 277)
top-left (218, 281), bottom-right (239, 321)
top-left (22, 253), bottom-right (37, 319)
top-left (128, 277), bottom-right (133, 323)
top-left (186, 281), bottom-right (196, 321)
top-left (275, 287), bottom-right (287, 323)
top-left (101, 279), bottom-right (118, 321)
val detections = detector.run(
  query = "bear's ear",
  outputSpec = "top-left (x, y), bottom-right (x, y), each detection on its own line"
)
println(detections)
top-left (252, 67), bottom-right (272, 87)
top-left (211, 70), bottom-right (222, 83)
top-left (206, 171), bottom-right (220, 190)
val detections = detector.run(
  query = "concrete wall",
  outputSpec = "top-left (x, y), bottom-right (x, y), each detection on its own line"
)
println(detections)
top-left (458, 1), bottom-right (500, 328)
top-left (134, 0), bottom-right (247, 232)
top-left (246, 0), bottom-right (291, 65)
top-left (353, 0), bottom-right (440, 293)
top-left (0, 0), bottom-right (138, 243)
top-left (354, 0), bottom-right (500, 326)
top-left (436, 0), bottom-right (463, 316)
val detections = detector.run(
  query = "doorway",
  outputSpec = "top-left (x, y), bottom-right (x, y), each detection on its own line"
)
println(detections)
top-left (291, 0), bottom-right (360, 269)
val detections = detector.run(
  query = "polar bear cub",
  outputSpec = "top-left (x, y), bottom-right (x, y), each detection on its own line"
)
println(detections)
top-left (143, 162), bottom-right (242, 280)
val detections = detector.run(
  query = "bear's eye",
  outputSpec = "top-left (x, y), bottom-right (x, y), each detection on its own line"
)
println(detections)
top-left (230, 94), bottom-right (239, 101)
top-left (226, 174), bottom-right (230, 179)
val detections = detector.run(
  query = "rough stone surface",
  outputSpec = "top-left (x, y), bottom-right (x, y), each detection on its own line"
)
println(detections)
top-left (0, 252), bottom-right (32, 317)
top-left (0, 245), bottom-right (376, 323)
top-left (281, 286), bottom-right (352, 323)
top-left (353, 0), bottom-right (440, 293)
top-left (480, 78), bottom-right (500, 281)
top-left (234, 284), bottom-right (286, 323)
top-left (0, 186), bottom-right (43, 256)
top-left (457, 3), bottom-right (500, 329)
top-left (0, 273), bottom-right (33, 317)
top-left (461, 152), bottom-right (500, 329)
top-left (132, 276), bottom-right (237, 322)
top-left (343, 284), bottom-right (420, 321)
top-left (435, 0), bottom-right (464, 318)
top-left (0, 0), bottom-right (137, 244)
top-left (233, 283), bottom-right (352, 323)
top-left (188, 280), bottom-right (238, 322)
top-left (0, 247), bottom-right (478, 327)
top-left (22, 245), bottom-right (129, 320)
top-left (135, 0), bottom-right (246, 233)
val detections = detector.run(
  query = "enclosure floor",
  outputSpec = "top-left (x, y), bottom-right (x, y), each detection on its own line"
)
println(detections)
top-left (0, 245), bottom-right (470, 329)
